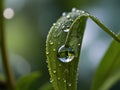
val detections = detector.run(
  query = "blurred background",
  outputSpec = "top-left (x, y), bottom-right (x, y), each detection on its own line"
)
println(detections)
top-left (0, 0), bottom-right (120, 90)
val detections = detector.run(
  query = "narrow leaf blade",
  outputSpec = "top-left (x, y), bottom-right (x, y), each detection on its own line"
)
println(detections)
top-left (46, 10), bottom-right (89, 90)
top-left (16, 72), bottom-right (41, 90)
top-left (91, 34), bottom-right (120, 90)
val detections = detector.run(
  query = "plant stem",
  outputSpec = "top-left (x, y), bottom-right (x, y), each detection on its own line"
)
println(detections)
top-left (0, 1), bottom-right (15, 90)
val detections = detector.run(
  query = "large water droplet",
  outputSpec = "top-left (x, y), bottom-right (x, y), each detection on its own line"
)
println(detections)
top-left (57, 45), bottom-right (75, 63)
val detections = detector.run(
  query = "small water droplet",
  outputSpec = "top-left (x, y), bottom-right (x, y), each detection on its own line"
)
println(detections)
top-left (58, 22), bottom-right (61, 25)
top-left (50, 42), bottom-right (54, 45)
top-left (53, 23), bottom-right (56, 26)
top-left (46, 60), bottom-right (48, 63)
top-left (58, 42), bottom-right (61, 45)
top-left (76, 10), bottom-right (80, 13)
top-left (63, 79), bottom-right (66, 83)
top-left (53, 35), bottom-right (57, 38)
top-left (55, 26), bottom-right (58, 29)
top-left (57, 45), bottom-right (75, 63)
top-left (80, 10), bottom-right (85, 13)
top-left (46, 52), bottom-right (49, 55)
top-left (59, 64), bottom-right (62, 67)
top-left (72, 8), bottom-right (76, 12)
top-left (63, 29), bottom-right (69, 32)
top-left (50, 78), bottom-right (54, 83)
top-left (53, 48), bottom-right (56, 51)
top-left (78, 43), bottom-right (80, 46)
top-left (66, 15), bottom-right (70, 19)
top-left (62, 25), bottom-right (65, 29)
top-left (68, 83), bottom-right (71, 86)
top-left (62, 12), bottom-right (66, 16)
top-left (53, 70), bottom-right (56, 74)
top-left (57, 77), bottom-right (60, 80)
top-left (69, 19), bottom-right (73, 22)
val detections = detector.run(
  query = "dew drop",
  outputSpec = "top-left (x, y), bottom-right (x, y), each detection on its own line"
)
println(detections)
top-left (53, 48), bottom-right (56, 51)
top-left (57, 77), bottom-right (60, 80)
top-left (58, 64), bottom-right (62, 67)
top-left (63, 29), bottom-right (69, 32)
top-left (62, 12), bottom-right (66, 16)
top-left (78, 43), bottom-right (80, 46)
top-left (68, 83), bottom-right (72, 86)
top-left (50, 42), bottom-right (54, 45)
top-left (58, 42), bottom-right (61, 45)
top-left (66, 15), bottom-right (70, 19)
top-left (53, 70), bottom-right (56, 74)
top-left (57, 45), bottom-right (75, 63)
top-left (76, 10), bottom-right (80, 13)
top-left (46, 52), bottom-right (49, 55)
top-left (50, 78), bottom-right (54, 83)
top-left (72, 8), bottom-right (76, 12)
top-left (46, 60), bottom-right (48, 63)
top-left (82, 11), bottom-right (85, 13)
top-left (53, 35), bottom-right (57, 38)
top-left (62, 25), bottom-right (65, 29)
top-left (63, 79), bottom-right (66, 83)
top-left (53, 23), bottom-right (56, 26)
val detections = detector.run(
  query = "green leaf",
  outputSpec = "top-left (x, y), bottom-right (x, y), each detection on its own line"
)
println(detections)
top-left (16, 72), bottom-right (41, 90)
top-left (39, 82), bottom-right (53, 90)
top-left (46, 9), bottom-right (89, 90)
top-left (99, 70), bottom-right (120, 90)
top-left (91, 34), bottom-right (120, 90)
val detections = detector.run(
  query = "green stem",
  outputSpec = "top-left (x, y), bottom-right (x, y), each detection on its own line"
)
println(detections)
top-left (89, 15), bottom-right (120, 42)
top-left (0, 1), bottom-right (15, 90)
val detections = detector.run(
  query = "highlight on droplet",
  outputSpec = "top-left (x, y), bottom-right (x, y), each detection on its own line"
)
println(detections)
top-left (3, 8), bottom-right (14, 19)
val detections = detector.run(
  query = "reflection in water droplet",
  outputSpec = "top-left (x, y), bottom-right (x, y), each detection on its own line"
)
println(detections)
top-left (63, 29), bottom-right (69, 32)
top-left (57, 45), bottom-right (75, 63)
